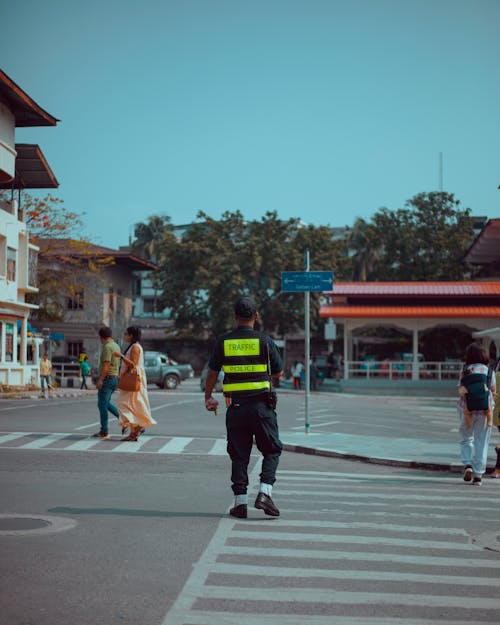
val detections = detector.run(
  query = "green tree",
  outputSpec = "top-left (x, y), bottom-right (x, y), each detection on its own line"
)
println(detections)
top-left (131, 215), bottom-right (173, 263)
top-left (370, 192), bottom-right (475, 280)
top-left (347, 218), bottom-right (381, 281)
top-left (141, 211), bottom-right (347, 337)
top-left (14, 193), bottom-right (110, 321)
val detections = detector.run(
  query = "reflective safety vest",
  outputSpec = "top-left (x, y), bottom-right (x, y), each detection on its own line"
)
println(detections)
top-left (221, 331), bottom-right (271, 396)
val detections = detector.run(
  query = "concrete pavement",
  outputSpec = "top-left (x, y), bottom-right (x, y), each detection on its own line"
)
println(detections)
top-left (2, 379), bottom-right (499, 474)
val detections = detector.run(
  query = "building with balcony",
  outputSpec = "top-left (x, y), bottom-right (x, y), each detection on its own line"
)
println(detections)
top-left (0, 69), bottom-right (58, 387)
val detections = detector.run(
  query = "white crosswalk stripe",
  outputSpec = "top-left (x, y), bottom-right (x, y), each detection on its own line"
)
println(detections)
top-left (161, 466), bottom-right (500, 625)
top-left (0, 432), bottom-right (229, 455)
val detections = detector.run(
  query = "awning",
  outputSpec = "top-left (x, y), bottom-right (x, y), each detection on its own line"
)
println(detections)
top-left (0, 144), bottom-right (59, 189)
top-left (320, 305), bottom-right (500, 319)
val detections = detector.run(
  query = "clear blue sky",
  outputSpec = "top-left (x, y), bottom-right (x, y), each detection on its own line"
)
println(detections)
top-left (2, 0), bottom-right (499, 249)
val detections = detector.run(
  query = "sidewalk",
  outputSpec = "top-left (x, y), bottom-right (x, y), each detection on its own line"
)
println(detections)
top-left (2, 382), bottom-right (498, 474)
top-left (279, 378), bottom-right (499, 473)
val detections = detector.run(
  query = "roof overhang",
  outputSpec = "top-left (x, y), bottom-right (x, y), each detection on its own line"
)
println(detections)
top-left (320, 305), bottom-right (500, 319)
top-left (463, 219), bottom-right (500, 265)
top-left (0, 144), bottom-right (58, 189)
top-left (0, 69), bottom-right (59, 126)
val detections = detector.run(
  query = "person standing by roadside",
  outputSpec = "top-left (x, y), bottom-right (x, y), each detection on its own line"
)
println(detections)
top-left (291, 360), bottom-right (303, 390)
top-left (458, 343), bottom-right (496, 486)
top-left (490, 357), bottom-right (500, 478)
top-left (204, 297), bottom-right (284, 519)
top-left (39, 353), bottom-right (52, 398)
top-left (79, 355), bottom-right (91, 390)
top-left (113, 326), bottom-right (156, 441)
top-left (93, 327), bottom-right (121, 440)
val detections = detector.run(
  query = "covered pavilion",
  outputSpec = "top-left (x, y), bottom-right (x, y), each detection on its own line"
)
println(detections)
top-left (320, 281), bottom-right (500, 380)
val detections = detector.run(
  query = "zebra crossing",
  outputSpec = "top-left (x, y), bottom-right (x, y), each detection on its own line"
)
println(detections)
top-left (0, 431), bottom-right (229, 455)
top-left (162, 466), bottom-right (500, 625)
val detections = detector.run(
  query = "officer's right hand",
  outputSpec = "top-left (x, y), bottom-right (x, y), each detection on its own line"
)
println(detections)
top-left (205, 396), bottom-right (219, 413)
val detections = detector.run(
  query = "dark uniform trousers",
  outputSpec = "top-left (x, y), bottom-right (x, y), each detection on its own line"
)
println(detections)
top-left (226, 396), bottom-right (283, 495)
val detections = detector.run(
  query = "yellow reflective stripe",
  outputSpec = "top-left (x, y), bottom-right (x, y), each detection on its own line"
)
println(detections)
top-left (223, 381), bottom-right (271, 392)
top-left (223, 364), bottom-right (268, 374)
top-left (223, 338), bottom-right (260, 357)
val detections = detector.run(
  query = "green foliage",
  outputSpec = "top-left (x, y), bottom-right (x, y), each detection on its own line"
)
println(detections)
top-left (349, 192), bottom-right (476, 281)
top-left (137, 211), bottom-right (348, 337)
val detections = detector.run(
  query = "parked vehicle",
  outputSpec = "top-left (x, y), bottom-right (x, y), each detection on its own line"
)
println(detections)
top-left (144, 351), bottom-right (194, 389)
top-left (200, 362), bottom-right (224, 392)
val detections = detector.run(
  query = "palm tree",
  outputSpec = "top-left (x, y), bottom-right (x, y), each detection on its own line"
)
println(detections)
top-left (347, 218), bottom-right (380, 281)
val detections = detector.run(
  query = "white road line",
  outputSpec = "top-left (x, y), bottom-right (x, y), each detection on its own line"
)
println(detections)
top-left (152, 399), bottom-right (199, 411)
top-left (211, 562), bottom-right (499, 586)
top-left (276, 489), bottom-right (494, 503)
top-left (221, 545), bottom-right (500, 568)
top-left (156, 437), bottom-right (193, 454)
top-left (199, 584), bottom-right (500, 609)
top-left (243, 519), bottom-right (467, 535)
top-left (0, 432), bottom-right (27, 444)
top-left (74, 422), bottom-right (100, 431)
top-left (21, 433), bottom-right (69, 449)
top-left (63, 438), bottom-right (103, 451)
top-left (228, 529), bottom-right (475, 551)
top-left (161, 460), bottom-right (262, 625)
top-left (178, 613), bottom-right (480, 625)
top-left (208, 439), bottom-right (227, 455)
top-left (0, 403), bottom-right (39, 411)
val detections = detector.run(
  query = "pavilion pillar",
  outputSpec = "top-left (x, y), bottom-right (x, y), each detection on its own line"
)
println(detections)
top-left (412, 327), bottom-right (419, 381)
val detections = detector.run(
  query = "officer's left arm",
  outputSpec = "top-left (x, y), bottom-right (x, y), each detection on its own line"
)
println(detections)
top-left (267, 338), bottom-right (284, 378)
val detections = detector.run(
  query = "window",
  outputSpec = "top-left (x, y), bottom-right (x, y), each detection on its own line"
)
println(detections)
top-left (143, 298), bottom-right (156, 314)
top-left (67, 341), bottom-right (83, 357)
top-left (6, 247), bottom-right (16, 281)
top-left (67, 291), bottom-right (84, 310)
top-left (28, 248), bottom-right (38, 287)
top-left (132, 277), bottom-right (141, 297)
top-left (108, 287), bottom-right (115, 312)
top-left (0, 236), bottom-right (6, 276)
top-left (5, 323), bottom-right (14, 362)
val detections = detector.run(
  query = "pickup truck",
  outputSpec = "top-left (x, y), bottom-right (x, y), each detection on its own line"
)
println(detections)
top-left (144, 351), bottom-right (194, 389)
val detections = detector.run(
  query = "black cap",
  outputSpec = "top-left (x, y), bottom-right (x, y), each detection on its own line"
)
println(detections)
top-left (234, 297), bottom-right (257, 319)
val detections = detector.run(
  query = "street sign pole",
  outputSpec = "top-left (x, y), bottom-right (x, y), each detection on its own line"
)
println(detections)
top-left (304, 250), bottom-right (310, 434)
top-left (281, 264), bottom-right (334, 435)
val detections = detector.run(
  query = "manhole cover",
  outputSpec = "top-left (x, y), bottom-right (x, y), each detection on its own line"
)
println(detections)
top-left (0, 514), bottom-right (77, 536)
top-left (0, 517), bottom-right (50, 531)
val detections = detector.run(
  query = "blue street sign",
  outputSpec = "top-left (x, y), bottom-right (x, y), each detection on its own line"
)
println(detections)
top-left (281, 271), bottom-right (334, 292)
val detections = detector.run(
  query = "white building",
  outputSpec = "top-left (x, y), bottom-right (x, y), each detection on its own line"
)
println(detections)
top-left (0, 69), bottom-right (59, 387)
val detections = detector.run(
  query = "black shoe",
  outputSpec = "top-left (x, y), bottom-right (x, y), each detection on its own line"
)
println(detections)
top-left (463, 465), bottom-right (473, 482)
top-left (229, 504), bottom-right (247, 518)
top-left (254, 492), bottom-right (280, 517)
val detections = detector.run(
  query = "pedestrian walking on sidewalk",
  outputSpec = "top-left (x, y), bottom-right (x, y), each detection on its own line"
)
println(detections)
top-left (204, 297), bottom-right (284, 519)
top-left (93, 327), bottom-right (121, 440)
top-left (113, 326), bottom-right (156, 441)
top-left (79, 355), bottom-right (91, 390)
top-left (457, 343), bottom-right (496, 486)
top-left (39, 353), bottom-right (53, 398)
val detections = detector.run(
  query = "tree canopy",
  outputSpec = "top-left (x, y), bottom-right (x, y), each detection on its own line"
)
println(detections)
top-left (131, 191), bottom-right (479, 337)
top-left (140, 211), bottom-right (348, 337)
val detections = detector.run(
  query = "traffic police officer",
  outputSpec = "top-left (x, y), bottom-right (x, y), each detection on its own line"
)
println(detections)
top-left (204, 297), bottom-right (284, 519)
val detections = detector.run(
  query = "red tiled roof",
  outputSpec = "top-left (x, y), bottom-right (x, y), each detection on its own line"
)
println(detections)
top-left (320, 305), bottom-right (500, 319)
top-left (464, 219), bottom-right (500, 264)
top-left (326, 281), bottom-right (500, 296)
top-left (36, 238), bottom-right (158, 271)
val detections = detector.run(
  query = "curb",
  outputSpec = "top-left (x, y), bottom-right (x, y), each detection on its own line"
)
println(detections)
top-left (282, 442), bottom-right (466, 473)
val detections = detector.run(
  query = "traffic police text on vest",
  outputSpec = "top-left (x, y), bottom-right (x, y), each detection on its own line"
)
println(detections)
top-left (221, 330), bottom-right (270, 396)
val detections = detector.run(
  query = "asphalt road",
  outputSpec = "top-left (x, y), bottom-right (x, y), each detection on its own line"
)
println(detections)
top-left (1, 382), bottom-right (499, 625)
